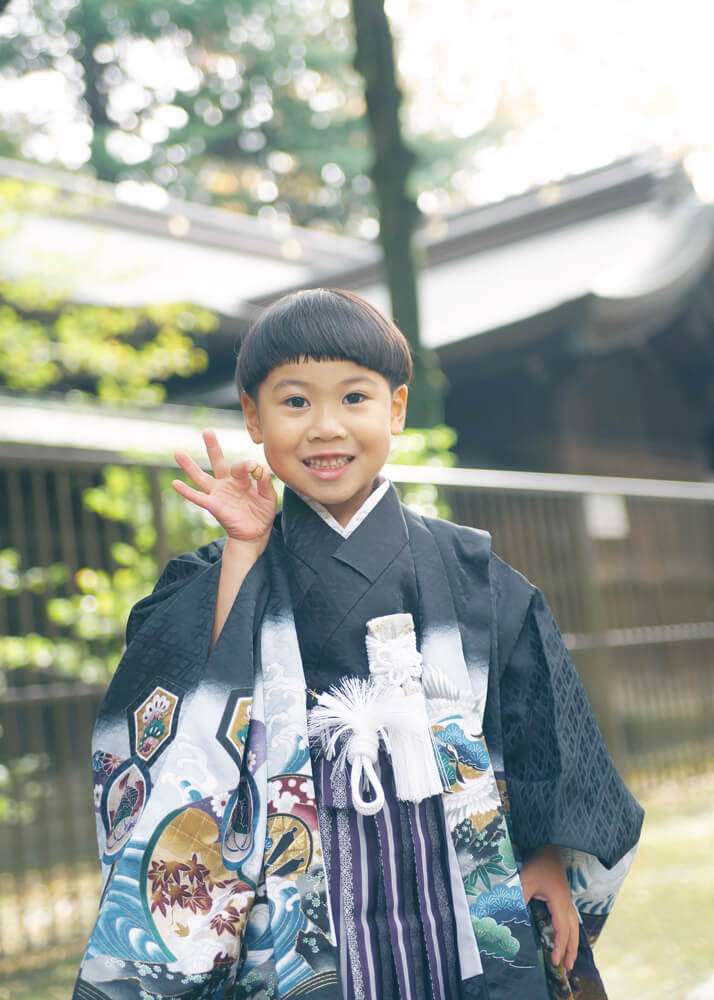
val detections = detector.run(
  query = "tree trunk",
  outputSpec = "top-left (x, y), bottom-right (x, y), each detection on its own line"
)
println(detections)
top-left (350, 0), bottom-right (445, 427)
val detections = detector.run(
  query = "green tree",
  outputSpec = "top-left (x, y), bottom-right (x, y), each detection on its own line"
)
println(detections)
top-left (0, 0), bottom-right (375, 232)
top-left (0, 0), bottom-right (496, 236)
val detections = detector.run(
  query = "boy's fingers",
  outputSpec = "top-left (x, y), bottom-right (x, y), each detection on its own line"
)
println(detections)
top-left (551, 913), bottom-right (578, 970)
top-left (549, 908), bottom-right (568, 966)
top-left (255, 463), bottom-right (277, 498)
top-left (564, 912), bottom-right (579, 971)
top-left (175, 450), bottom-right (213, 490)
top-left (229, 460), bottom-right (256, 486)
top-left (202, 429), bottom-right (229, 479)
top-left (230, 459), bottom-right (276, 500)
top-left (171, 479), bottom-right (212, 511)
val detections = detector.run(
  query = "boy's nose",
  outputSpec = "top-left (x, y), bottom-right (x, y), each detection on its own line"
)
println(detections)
top-left (307, 411), bottom-right (348, 438)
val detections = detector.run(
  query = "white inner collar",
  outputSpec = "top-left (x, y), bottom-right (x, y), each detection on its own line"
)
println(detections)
top-left (294, 474), bottom-right (390, 538)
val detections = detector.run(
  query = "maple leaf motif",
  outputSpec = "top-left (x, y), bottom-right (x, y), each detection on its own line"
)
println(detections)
top-left (168, 881), bottom-right (191, 908)
top-left (209, 903), bottom-right (247, 937)
top-left (185, 852), bottom-right (211, 886)
top-left (148, 860), bottom-right (169, 890)
top-left (209, 911), bottom-right (238, 937)
top-left (164, 860), bottom-right (190, 884)
top-left (211, 875), bottom-right (239, 889)
top-left (184, 884), bottom-right (212, 915)
top-left (213, 950), bottom-right (234, 967)
top-left (150, 888), bottom-right (169, 917)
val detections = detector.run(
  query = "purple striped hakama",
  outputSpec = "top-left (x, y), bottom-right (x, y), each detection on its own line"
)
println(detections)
top-left (314, 748), bottom-right (463, 1000)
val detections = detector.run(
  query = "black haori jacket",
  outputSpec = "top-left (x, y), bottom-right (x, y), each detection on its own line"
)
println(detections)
top-left (73, 481), bottom-right (643, 1000)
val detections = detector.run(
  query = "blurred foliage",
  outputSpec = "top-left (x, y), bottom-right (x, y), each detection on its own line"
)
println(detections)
top-left (0, 753), bottom-right (51, 826)
top-left (0, 0), bottom-right (499, 235)
top-left (391, 423), bottom-right (458, 519)
top-left (0, 464), bottom-right (224, 689)
top-left (0, 178), bottom-right (220, 404)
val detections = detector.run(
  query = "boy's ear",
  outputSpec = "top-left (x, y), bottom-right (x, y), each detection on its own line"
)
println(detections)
top-left (240, 391), bottom-right (263, 444)
top-left (390, 384), bottom-right (408, 434)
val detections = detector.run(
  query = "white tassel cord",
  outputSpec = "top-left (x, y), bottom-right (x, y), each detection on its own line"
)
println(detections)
top-left (307, 676), bottom-right (386, 815)
top-left (378, 692), bottom-right (447, 802)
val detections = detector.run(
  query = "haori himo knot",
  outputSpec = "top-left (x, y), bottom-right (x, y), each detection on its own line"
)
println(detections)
top-left (365, 617), bottom-right (424, 692)
top-left (307, 675), bottom-right (387, 815)
top-left (307, 613), bottom-right (447, 816)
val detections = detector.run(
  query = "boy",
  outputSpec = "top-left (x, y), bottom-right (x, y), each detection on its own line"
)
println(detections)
top-left (74, 288), bottom-right (643, 1000)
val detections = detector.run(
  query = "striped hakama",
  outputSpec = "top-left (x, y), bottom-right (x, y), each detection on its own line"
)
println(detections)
top-left (312, 747), bottom-right (463, 1000)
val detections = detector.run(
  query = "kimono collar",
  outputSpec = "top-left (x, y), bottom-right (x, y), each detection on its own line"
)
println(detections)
top-left (280, 475), bottom-right (408, 583)
top-left (293, 473), bottom-right (390, 538)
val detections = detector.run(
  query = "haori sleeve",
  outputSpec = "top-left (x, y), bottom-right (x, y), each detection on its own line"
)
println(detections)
top-left (500, 587), bottom-right (644, 871)
top-left (500, 589), bottom-right (645, 994)
top-left (124, 539), bottom-right (224, 647)
top-left (90, 538), bottom-right (227, 862)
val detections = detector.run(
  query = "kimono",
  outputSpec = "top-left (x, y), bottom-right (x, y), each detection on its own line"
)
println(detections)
top-left (73, 476), bottom-right (643, 1000)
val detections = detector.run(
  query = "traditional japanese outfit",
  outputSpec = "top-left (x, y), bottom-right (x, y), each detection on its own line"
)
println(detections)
top-left (74, 476), bottom-right (643, 1000)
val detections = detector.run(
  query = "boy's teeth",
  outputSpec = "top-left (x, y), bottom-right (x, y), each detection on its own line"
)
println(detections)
top-left (305, 456), bottom-right (352, 469)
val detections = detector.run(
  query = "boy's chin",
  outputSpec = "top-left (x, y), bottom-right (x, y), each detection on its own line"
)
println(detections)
top-left (289, 463), bottom-right (380, 499)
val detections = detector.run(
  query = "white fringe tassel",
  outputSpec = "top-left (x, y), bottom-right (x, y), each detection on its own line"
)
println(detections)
top-left (307, 676), bottom-right (386, 815)
top-left (378, 691), bottom-right (446, 802)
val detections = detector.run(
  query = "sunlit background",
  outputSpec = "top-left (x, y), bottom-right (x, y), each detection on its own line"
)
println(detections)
top-left (2, 0), bottom-right (714, 224)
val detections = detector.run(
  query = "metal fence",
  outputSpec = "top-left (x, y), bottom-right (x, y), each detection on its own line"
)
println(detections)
top-left (1, 455), bottom-right (714, 966)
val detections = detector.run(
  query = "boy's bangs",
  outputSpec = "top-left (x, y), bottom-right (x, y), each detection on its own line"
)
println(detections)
top-left (235, 288), bottom-right (412, 399)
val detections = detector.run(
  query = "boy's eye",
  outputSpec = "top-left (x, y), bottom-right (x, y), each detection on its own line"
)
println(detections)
top-left (283, 392), bottom-right (366, 408)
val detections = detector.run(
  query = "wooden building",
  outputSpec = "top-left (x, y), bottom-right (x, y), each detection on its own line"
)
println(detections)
top-left (2, 151), bottom-right (713, 479)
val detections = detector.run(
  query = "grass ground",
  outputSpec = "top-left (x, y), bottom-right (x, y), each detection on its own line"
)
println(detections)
top-left (1, 775), bottom-right (713, 1000)
top-left (597, 772), bottom-right (714, 1000)
top-left (0, 948), bottom-right (82, 1000)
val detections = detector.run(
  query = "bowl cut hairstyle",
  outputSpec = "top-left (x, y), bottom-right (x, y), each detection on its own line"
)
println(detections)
top-left (235, 287), bottom-right (413, 403)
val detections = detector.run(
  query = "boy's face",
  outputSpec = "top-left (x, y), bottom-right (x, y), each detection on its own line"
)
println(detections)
top-left (241, 357), bottom-right (408, 527)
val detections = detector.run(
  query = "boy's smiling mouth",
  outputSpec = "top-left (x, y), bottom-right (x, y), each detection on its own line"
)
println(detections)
top-left (302, 454), bottom-right (354, 467)
top-left (301, 454), bottom-right (355, 478)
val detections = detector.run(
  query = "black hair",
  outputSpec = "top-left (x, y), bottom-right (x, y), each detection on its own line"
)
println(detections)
top-left (235, 287), bottom-right (413, 402)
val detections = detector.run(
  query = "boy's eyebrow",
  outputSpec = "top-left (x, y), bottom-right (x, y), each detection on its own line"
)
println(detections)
top-left (271, 375), bottom-right (378, 391)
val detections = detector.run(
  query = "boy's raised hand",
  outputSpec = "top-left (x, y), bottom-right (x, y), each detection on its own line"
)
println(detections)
top-left (172, 429), bottom-right (277, 543)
